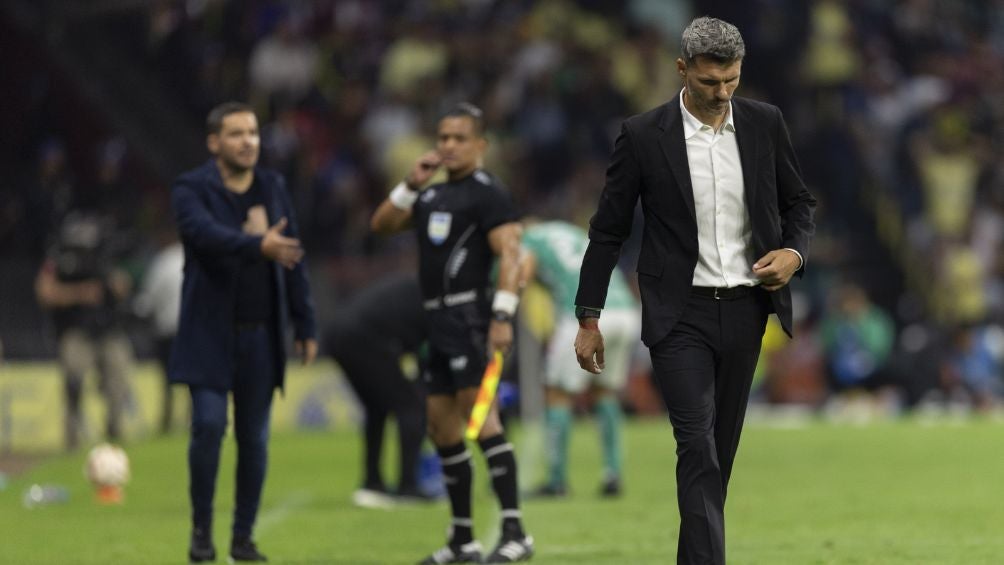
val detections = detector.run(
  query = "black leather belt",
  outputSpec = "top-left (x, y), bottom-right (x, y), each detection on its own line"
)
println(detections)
top-left (691, 286), bottom-right (756, 300)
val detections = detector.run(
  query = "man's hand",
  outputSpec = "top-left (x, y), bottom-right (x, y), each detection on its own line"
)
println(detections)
top-left (243, 205), bottom-right (269, 235)
top-left (752, 249), bottom-right (800, 291)
top-left (405, 151), bottom-right (442, 189)
top-left (260, 217), bottom-right (304, 269)
top-left (574, 321), bottom-right (605, 374)
top-left (35, 263), bottom-right (104, 308)
top-left (488, 319), bottom-right (513, 357)
top-left (295, 338), bottom-right (318, 366)
top-left (106, 269), bottom-right (132, 302)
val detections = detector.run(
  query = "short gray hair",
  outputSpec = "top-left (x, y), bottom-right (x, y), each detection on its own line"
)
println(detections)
top-left (680, 17), bottom-right (745, 64)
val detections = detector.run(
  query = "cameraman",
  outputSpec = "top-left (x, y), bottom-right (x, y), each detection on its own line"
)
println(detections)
top-left (35, 208), bottom-right (135, 451)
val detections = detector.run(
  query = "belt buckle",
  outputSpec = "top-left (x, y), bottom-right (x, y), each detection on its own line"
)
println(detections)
top-left (714, 287), bottom-right (721, 300)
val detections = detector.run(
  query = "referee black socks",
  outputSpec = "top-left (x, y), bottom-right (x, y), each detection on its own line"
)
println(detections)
top-left (478, 434), bottom-right (525, 538)
top-left (437, 442), bottom-right (474, 544)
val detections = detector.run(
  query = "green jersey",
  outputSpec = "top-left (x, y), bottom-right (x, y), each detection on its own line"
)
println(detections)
top-left (523, 221), bottom-right (637, 315)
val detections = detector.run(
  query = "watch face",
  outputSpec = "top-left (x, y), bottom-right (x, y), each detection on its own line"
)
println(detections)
top-left (492, 311), bottom-right (513, 323)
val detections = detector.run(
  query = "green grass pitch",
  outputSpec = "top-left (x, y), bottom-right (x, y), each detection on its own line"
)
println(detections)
top-left (1, 418), bottom-right (1002, 564)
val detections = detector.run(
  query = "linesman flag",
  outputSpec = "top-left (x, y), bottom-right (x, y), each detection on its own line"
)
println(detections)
top-left (464, 351), bottom-right (504, 440)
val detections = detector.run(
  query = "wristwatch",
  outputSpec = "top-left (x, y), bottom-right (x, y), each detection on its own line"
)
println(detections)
top-left (575, 306), bottom-right (601, 319)
top-left (492, 310), bottom-right (514, 323)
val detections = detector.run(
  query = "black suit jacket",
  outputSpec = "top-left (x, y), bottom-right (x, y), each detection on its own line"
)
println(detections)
top-left (575, 94), bottom-right (816, 346)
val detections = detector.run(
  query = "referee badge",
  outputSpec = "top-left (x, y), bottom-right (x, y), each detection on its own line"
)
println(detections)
top-left (428, 211), bottom-right (452, 245)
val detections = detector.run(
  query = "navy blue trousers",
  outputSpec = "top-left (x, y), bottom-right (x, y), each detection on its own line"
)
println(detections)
top-left (188, 325), bottom-right (275, 536)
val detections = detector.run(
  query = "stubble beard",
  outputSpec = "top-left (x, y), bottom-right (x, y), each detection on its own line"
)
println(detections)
top-left (219, 153), bottom-right (256, 175)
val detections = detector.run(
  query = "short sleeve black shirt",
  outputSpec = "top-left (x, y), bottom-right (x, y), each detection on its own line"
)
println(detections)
top-left (411, 169), bottom-right (517, 301)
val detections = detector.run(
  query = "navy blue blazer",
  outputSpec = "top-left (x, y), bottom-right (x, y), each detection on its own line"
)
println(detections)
top-left (576, 95), bottom-right (816, 346)
top-left (168, 160), bottom-right (317, 391)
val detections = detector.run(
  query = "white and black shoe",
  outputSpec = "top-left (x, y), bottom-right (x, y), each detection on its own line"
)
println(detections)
top-left (417, 540), bottom-right (483, 564)
top-left (351, 487), bottom-right (396, 510)
top-left (484, 535), bottom-right (534, 563)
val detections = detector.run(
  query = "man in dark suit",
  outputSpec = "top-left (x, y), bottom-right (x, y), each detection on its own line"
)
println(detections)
top-left (170, 102), bottom-right (317, 563)
top-left (574, 17), bottom-right (816, 565)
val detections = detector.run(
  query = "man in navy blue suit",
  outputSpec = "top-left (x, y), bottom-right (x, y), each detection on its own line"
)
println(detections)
top-left (170, 102), bottom-right (317, 563)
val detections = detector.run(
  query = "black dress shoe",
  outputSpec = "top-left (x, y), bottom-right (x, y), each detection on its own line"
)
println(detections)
top-left (230, 535), bottom-right (267, 562)
top-left (189, 527), bottom-right (216, 563)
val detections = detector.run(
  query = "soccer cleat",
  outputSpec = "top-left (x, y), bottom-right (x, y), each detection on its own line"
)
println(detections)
top-left (417, 540), bottom-right (483, 564)
top-left (229, 535), bottom-right (267, 562)
top-left (188, 527), bottom-right (216, 563)
top-left (484, 534), bottom-right (534, 563)
top-left (527, 483), bottom-right (567, 498)
top-left (599, 477), bottom-right (622, 498)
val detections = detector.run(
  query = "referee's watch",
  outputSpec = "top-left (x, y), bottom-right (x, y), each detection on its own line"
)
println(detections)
top-left (492, 310), bottom-right (514, 324)
top-left (575, 306), bottom-right (601, 320)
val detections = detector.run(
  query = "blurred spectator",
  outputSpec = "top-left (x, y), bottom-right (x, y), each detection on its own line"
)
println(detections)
top-left (34, 207), bottom-right (135, 451)
top-left (133, 229), bottom-right (183, 434)
top-left (909, 108), bottom-right (985, 241)
top-left (91, 138), bottom-right (140, 234)
top-left (761, 296), bottom-right (827, 406)
top-left (930, 240), bottom-right (987, 325)
top-left (884, 319), bottom-right (946, 409)
top-left (801, 0), bottom-right (860, 90)
top-left (378, 25), bottom-right (448, 98)
top-left (20, 139), bottom-right (75, 257)
top-left (248, 13), bottom-right (319, 110)
top-left (819, 283), bottom-right (895, 395)
top-left (940, 324), bottom-right (1004, 412)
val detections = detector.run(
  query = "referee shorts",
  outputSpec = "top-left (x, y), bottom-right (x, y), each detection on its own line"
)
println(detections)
top-left (422, 303), bottom-right (489, 395)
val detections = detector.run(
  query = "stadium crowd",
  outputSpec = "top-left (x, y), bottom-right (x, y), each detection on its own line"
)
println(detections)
top-left (3, 0), bottom-right (1004, 418)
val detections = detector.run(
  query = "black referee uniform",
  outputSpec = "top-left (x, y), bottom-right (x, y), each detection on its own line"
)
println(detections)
top-left (372, 103), bottom-right (535, 563)
top-left (412, 169), bottom-right (517, 392)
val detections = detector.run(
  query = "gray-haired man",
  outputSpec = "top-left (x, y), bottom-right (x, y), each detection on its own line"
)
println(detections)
top-left (574, 17), bottom-right (816, 564)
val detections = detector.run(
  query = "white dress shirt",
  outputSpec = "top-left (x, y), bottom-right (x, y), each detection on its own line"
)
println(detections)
top-left (680, 92), bottom-right (759, 288)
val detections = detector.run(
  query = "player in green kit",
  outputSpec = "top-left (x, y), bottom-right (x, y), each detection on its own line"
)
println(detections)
top-left (520, 220), bottom-right (640, 497)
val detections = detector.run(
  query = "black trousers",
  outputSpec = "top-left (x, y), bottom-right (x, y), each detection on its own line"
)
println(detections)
top-left (333, 336), bottom-right (426, 492)
top-left (649, 289), bottom-right (769, 565)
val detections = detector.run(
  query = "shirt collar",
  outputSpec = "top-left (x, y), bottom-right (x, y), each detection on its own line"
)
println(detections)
top-left (679, 89), bottom-right (735, 138)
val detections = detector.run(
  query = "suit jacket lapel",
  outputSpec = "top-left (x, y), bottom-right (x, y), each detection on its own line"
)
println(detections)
top-left (254, 168), bottom-right (281, 224)
top-left (657, 96), bottom-right (696, 223)
top-left (732, 100), bottom-right (758, 210)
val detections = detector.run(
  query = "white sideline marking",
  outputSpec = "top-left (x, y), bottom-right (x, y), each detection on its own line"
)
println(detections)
top-left (255, 491), bottom-right (312, 534)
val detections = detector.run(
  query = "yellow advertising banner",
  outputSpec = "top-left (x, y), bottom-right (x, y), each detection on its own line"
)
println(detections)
top-left (0, 361), bottom-right (361, 454)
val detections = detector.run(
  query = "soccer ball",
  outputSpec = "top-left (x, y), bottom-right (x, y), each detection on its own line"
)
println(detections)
top-left (84, 443), bottom-right (130, 487)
